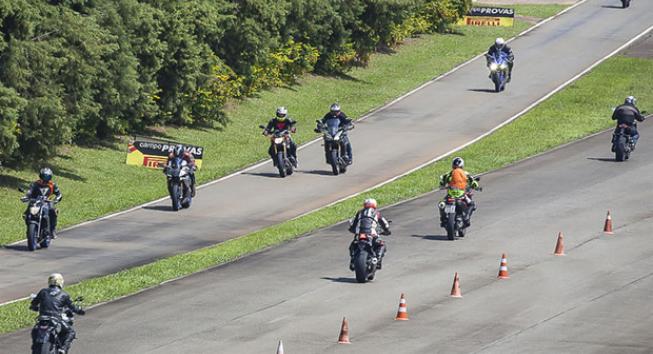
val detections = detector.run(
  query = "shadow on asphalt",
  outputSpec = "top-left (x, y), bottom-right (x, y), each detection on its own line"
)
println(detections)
top-left (142, 205), bottom-right (176, 212)
top-left (301, 169), bottom-right (335, 176)
top-left (241, 172), bottom-right (282, 178)
top-left (4, 244), bottom-right (30, 252)
top-left (601, 5), bottom-right (625, 9)
top-left (587, 157), bottom-right (618, 162)
top-left (321, 277), bottom-right (359, 283)
top-left (411, 234), bottom-right (451, 241)
top-left (467, 88), bottom-right (498, 94)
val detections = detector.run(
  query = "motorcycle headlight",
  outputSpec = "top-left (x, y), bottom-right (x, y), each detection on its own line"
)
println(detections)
top-left (499, 63), bottom-right (508, 70)
top-left (489, 63), bottom-right (499, 71)
top-left (274, 137), bottom-right (284, 145)
top-left (30, 206), bottom-right (40, 215)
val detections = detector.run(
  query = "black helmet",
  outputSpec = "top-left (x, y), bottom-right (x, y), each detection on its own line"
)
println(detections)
top-left (172, 145), bottom-right (184, 157)
top-left (39, 168), bottom-right (53, 182)
top-left (452, 157), bottom-right (464, 169)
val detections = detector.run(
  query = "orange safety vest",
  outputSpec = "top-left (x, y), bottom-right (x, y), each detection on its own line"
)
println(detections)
top-left (448, 168), bottom-right (468, 190)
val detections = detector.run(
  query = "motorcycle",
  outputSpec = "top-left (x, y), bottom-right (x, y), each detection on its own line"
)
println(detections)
top-left (350, 223), bottom-right (391, 283)
top-left (612, 124), bottom-right (634, 162)
top-left (31, 296), bottom-right (84, 354)
top-left (315, 118), bottom-right (353, 175)
top-left (438, 177), bottom-right (481, 240)
top-left (163, 157), bottom-right (193, 211)
top-left (622, 0), bottom-right (630, 8)
top-left (486, 52), bottom-right (510, 92)
top-left (19, 191), bottom-right (57, 251)
top-left (259, 125), bottom-right (294, 178)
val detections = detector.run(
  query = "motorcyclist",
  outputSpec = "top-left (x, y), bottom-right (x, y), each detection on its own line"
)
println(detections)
top-left (30, 273), bottom-right (85, 354)
top-left (487, 38), bottom-right (514, 82)
top-left (348, 198), bottom-right (391, 270)
top-left (263, 107), bottom-right (298, 167)
top-left (439, 157), bottom-right (479, 228)
top-left (612, 96), bottom-right (645, 150)
top-left (166, 145), bottom-right (197, 197)
top-left (23, 168), bottom-right (62, 238)
top-left (318, 103), bottom-right (353, 164)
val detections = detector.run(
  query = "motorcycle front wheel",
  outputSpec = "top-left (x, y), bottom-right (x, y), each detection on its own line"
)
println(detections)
top-left (27, 223), bottom-right (38, 251)
top-left (330, 149), bottom-right (339, 175)
top-left (170, 183), bottom-right (181, 211)
top-left (276, 152), bottom-right (287, 178)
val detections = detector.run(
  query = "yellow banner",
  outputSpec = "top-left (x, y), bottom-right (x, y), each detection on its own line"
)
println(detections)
top-left (126, 142), bottom-right (203, 169)
top-left (458, 16), bottom-right (514, 27)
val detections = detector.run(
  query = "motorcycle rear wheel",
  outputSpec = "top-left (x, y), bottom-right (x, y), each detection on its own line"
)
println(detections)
top-left (354, 251), bottom-right (369, 283)
top-left (615, 138), bottom-right (626, 162)
top-left (446, 213), bottom-right (456, 240)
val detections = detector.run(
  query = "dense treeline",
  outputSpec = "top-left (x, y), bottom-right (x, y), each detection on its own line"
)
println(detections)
top-left (0, 0), bottom-right (470, 163)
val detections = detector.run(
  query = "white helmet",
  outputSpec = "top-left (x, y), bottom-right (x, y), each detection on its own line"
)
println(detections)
top-left (276, 106), bottom-right (288, 118)
top-left (625, 96), bottom-right (637, 105)
top-left (363, 198), bottom-right (377, 209)
top-left (452, 157), bottom-right (464, 169)
top-left (495, 38), bottom-right (506, 48)
top-left (330, 103), bottom-right (341, 113)
top-left (48, 273), bottom-right (64, 288)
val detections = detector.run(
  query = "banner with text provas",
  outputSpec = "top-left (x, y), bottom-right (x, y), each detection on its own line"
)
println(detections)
top-left (458, 7), bottom-right (515, 27)
top-left (126, 141), bottom-right (204, 169)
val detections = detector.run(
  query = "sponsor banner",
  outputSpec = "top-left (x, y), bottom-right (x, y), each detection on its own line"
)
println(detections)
top-left (126, 140), bottom-right (204, 169)
top-left (458, 7), bottom-right (515, 27)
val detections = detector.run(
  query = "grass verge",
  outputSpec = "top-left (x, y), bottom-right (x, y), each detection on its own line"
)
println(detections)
top-left (0, 4), bottom-right (567, 246)
top-left (2, 53), bottom-right (652, 334)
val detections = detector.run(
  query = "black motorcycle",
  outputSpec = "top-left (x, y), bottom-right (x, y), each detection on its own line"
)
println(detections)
top-left (20, 193), bottom-right (56, 251)
top-left (163, 157), bottom-right (193, 211)
top-left (350, 224), bottom-right (391, 283)
top-left (31, 296), bottom-right (84, 354)
top-left (316, 118), bottom-right (353, 175)
top-left (438, 178), bottom-right (481, 240)
top-left (260, 125), bottom-right (294, 177)
top-left (612, 124), bottom-right (634, 162)
top-left (622, 0), bottom-right (630, 8)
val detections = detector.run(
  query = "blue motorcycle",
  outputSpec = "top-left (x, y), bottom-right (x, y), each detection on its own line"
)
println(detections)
top-left (486, 52), bottom-right (510, 92)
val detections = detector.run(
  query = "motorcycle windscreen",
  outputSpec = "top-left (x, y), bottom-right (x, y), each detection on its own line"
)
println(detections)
top-left (325, 118), bottom-right (341, 137)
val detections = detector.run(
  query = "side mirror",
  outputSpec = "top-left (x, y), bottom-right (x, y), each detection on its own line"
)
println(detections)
top-left (30, 293), bottom-right (37, 300)
top-left (74, 296), bottom-right (84, 302)
top-left (474, 176), bottom-right (481, 181)
top-left (18, 186), bottom-right (26, 193)
top-left (641, 110), bottom-right (648, 115)
top-left (315, 120), bottom-right (321, 124)
top-left (258, 124), bottom-right (266, 129)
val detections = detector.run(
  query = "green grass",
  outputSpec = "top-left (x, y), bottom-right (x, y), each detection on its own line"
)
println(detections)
top-left (2, 54), bottom-right (652, 334)
top-left (0, 4), bottom-right (566, 246)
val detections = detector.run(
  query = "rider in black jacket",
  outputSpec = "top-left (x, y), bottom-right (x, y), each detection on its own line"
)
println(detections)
top-left (23, 168), bottom-right (62, 238)
top-left (31, 273), bottom-right (85, 354)
top-left (612, 96), bottom-right (645, 149)
top-left (263, 107), bottom-right (298, 167)
top-left (319, 103), bottom-right (353, 164)
top-left (487, 38), bottom-right (514, 82)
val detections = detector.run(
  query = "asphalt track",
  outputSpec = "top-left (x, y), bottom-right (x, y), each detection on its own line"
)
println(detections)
top-left (3, 112), bottom-right (652, 353)
top-left (2, 0), bottom-right (653, 305)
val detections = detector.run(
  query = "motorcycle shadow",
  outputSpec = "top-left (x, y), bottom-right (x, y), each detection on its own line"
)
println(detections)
top-left (321, 276), bottom-right (360, 283)
top-left (242, 172), bottom-right (285, 178)
top-left (600, 5), bottom-right (625, 9)
top-left (3, 244), bottom-right (31, 252)
top-left (411, 234), bottom-right (451, 241)
top-left (142, 205), bottom-right (178, 212)
top-left (467, 88), bottom-right (498, 94)
top-left (586, 157), bottom-right (620, 163)
top-left (301, 170), bottom-right (336, 176)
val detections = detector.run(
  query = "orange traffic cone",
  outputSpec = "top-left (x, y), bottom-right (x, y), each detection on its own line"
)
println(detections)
top-left (395, 293), bottom-right (409, 320)
top-left (450, 272), bottom-right (462, 298)
top-left (276, 340), bottom-right (284, 354)
top-left (337, 317), bottom-right (350, 344)
top-left (603, 210), bottom-right (614, 235)
top-left (554, 232), bottom-right (565, 256)
top-left (497, 253), bottom-right (510, 279)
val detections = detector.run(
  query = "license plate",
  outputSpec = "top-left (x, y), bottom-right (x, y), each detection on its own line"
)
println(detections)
top-left (444, 204), bottom-right (456, 213)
